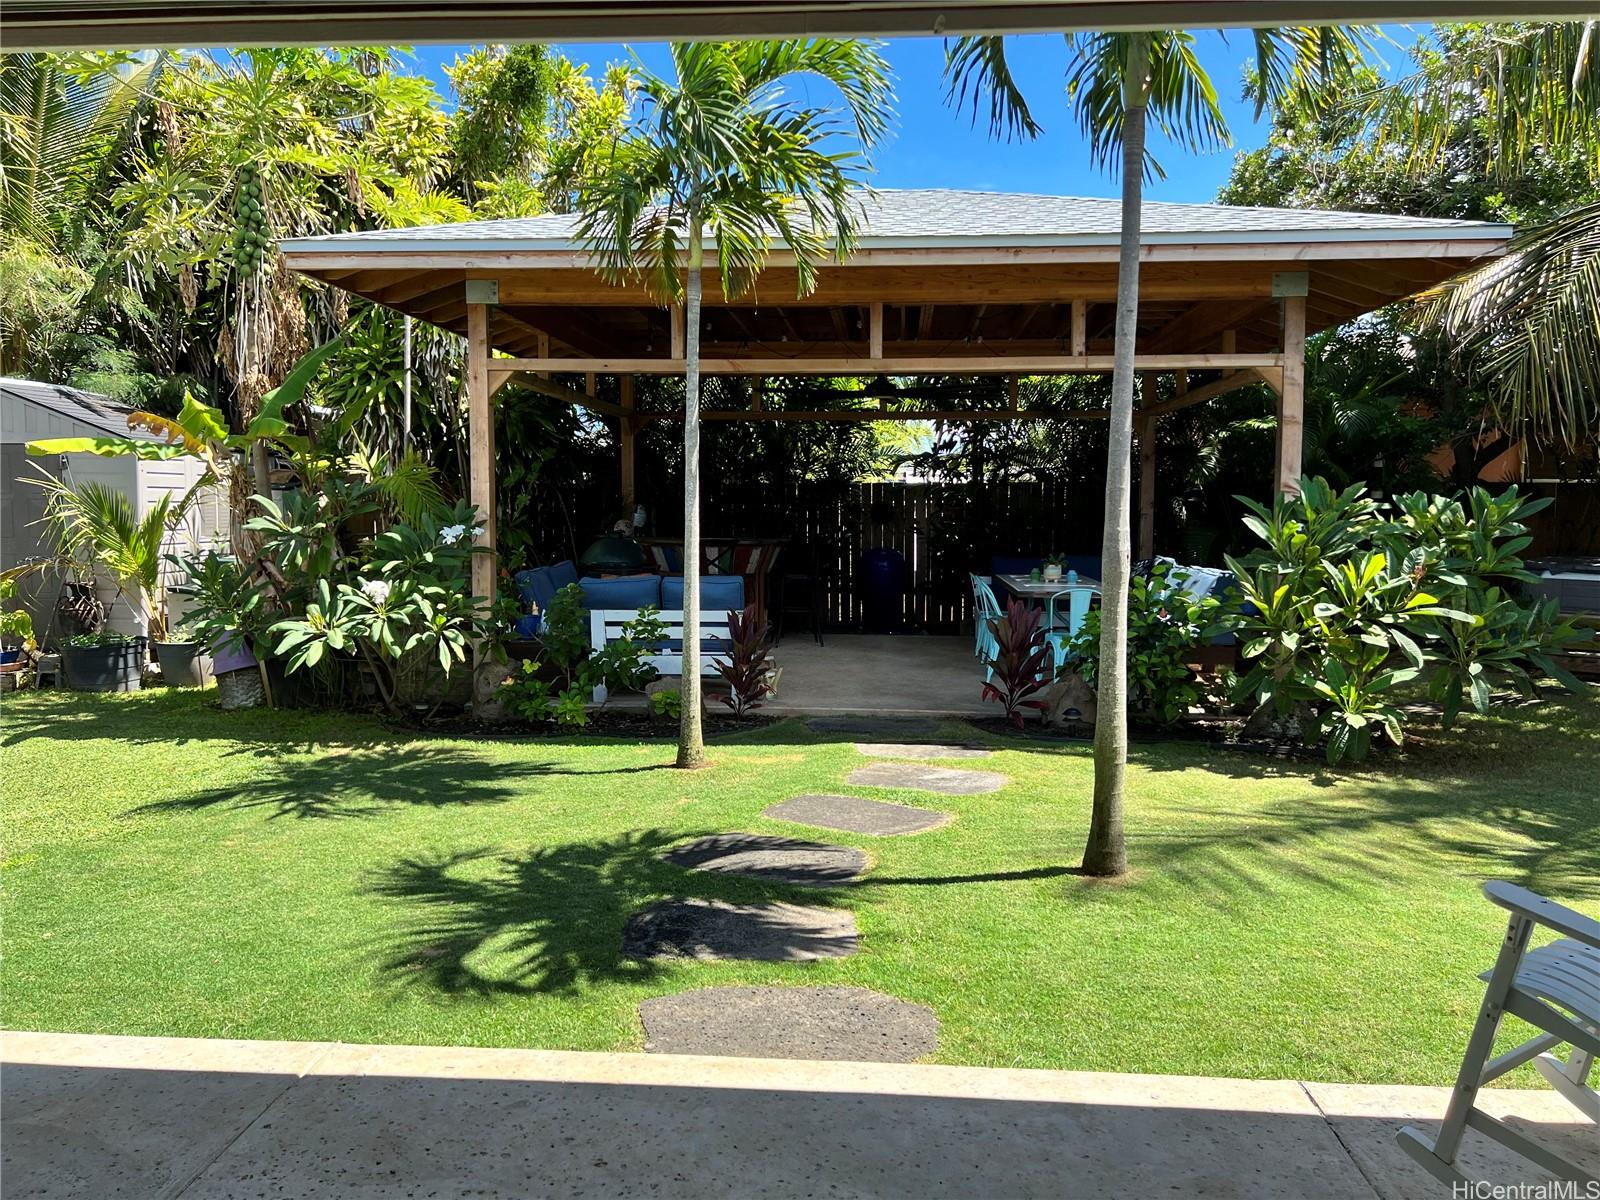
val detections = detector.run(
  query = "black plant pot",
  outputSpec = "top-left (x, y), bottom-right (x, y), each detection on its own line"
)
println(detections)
top-left (154, 640), bottom-right (213, 688)
top-left (62, 637), bottom-right (146, 692)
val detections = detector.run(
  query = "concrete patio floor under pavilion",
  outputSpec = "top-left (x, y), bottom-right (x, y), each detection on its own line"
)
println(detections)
top-left (596, 632), bottom-right (991, 718)
top-left (764, 634), bottom-right (989, 717)
top-left (7, 1030), bottom-right (1596, 1199)
top-left (281, 188), bottom-right (1513, 610)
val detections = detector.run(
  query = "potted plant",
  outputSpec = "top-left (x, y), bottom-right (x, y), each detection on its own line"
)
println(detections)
top-left (152, 619), bottom-right (213, 688)
top-left (61, 631), bottom-right (147, 692)
top-left (176, 552), bottom-right (271, 709)
top-left (28, 473), bottom-right (198, 684)
top-left (1, 580), bottom-right (36, 690)
top-left (1042, 553), bottom-right (1067, 583)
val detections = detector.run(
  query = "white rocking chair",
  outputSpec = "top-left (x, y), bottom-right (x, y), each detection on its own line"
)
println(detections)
top-left (1397, 881), bottom-right (1598, 1190)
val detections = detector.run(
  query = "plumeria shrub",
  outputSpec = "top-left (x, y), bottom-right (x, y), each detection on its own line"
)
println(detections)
top-left (246, 488), bottom-right (493, 713)
top-left (1224, 477), bottom-right (1591, 764)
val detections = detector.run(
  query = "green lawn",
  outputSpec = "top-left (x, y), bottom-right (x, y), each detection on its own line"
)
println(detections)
top-left (3, 686), bottom-right (1596, 1085)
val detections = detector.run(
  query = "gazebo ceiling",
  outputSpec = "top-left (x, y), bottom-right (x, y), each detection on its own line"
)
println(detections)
top-left (283, 189), bottom-right (1510, 365)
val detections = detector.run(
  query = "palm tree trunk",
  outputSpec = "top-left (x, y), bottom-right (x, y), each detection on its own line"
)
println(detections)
top-left (677, 219), bottom-right (708, 768)
top-left (1083, 32), bottom-right (1150, 879)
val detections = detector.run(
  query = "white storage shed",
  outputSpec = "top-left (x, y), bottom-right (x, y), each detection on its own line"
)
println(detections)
top-left (1, 378), bottom-right (227, 642)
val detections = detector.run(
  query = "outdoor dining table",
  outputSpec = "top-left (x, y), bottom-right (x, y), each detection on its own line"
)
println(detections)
top-left (995, 573), bottom-right (1101, 600)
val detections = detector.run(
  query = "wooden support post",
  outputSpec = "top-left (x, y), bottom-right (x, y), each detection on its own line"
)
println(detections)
top-left (536, 331), bottom-right (550, 379)
top-left (620, 374), bottom-right (636, 505)
top-left (1007, 375), bottom-right (1019, 411)
top-left (1175, 370), bottom-right (1188, 398)
top-left (869, 302), bottom-right (884, 360)
top-left (1071, 299), bottom-right (1087, 356)
top-left (1278, 295), bottom-right (1306, 496)
top-left (466, 303), bottom-right (496, 608)
top-left (670, 306), bottom-right (685, 359)
top-left (1137, 376), bottom-right (1156, 562)
top-left (1221, 329), bottom-right (1237, 354)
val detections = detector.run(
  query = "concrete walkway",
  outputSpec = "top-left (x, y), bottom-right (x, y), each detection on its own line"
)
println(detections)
top-left (4, 1030), bottom-right (1595, 1199)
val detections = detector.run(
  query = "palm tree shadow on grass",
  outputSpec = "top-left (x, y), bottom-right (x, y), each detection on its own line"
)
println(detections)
top-left (363, 831), bottom-right (1098, 998)
top-left (365, 831), bottom-right (717, 996)
top-left (128, 746), bottom-right (562, 820)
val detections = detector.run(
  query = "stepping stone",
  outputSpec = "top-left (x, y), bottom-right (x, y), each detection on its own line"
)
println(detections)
top-left (622, 899), bottom-right (858, 962)
top-left (664, 833), bottom-right (868, 886)
top-left (847, 762), bottom-right (1007, 795)
top-left (640, 985), bottom-right (939, 1062)
top-left (854, 742), bottom-right (993, 760)
top-left (808, 715), bottom-right (942, 737)
top-left (764, 793), bottom-right (950, 836)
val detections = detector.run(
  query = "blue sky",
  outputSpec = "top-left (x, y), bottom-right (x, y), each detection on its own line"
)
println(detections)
top-left (405, 29), bottom-right (1423, 204)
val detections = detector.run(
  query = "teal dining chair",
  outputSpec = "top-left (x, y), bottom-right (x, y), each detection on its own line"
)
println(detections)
top-left (969, 573), bottom-right (1002, 681)
top-left (1044, 585), bottom-right (1098, 674)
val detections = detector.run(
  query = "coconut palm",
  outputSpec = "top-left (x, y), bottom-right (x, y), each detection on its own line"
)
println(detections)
top-left (1360, 22), bottom-right (1600, 447)
top-left (0, 52), bottom-right (163, 377)
top-left (575, 39), bottom-right (894, 768)
top-left (945, 27), bottom-right (1369, 876)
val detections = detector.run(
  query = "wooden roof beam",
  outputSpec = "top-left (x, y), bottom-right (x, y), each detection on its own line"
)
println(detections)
top-left (1147, 298), bottom-right (1273, 355)
top-left (1142, 370), bottom-right (1265, 416)
top-left (488, 351), bottom-right (1284, 376)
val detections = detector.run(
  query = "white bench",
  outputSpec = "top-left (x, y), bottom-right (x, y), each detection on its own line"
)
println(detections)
top-left (588, 608), bottom-right (733, 702)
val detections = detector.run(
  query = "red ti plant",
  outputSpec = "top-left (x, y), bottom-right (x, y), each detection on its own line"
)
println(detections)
top-left (715, 603), bottom-right (777, 716)
top-left (981, 598), bottom-right (1053, 727)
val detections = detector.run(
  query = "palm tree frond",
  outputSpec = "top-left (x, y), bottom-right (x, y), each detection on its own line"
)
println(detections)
top-left (942, 36), bottom-right (1041, 143)
top-left (1421, 201), bottom-right (1600, 447)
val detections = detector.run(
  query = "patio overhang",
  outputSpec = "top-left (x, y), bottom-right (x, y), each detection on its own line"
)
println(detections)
top-left (281, 188), bottom-right (1511, 602)
top-left (8, 0), bottom-right (1598, 51)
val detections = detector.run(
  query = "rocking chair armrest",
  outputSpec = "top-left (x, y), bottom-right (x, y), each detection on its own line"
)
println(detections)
top-left (1483, 881), bottom-right (1600, 949)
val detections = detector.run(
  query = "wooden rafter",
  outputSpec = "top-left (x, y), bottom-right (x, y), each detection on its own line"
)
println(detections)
top-left (488, 352), bottom-right (1284, 377)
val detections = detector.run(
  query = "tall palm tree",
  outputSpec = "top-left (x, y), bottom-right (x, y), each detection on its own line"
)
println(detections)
top-left (1360, 21), bottom-right (1599, 448)
top-left (945, 27), bottom-right (1368, 876)
top-left (576, 39), bottom-right (893, 768)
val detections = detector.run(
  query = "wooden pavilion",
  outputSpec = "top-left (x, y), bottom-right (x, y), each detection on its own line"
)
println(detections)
top-left (281, 188), bottom-right (1511, 603)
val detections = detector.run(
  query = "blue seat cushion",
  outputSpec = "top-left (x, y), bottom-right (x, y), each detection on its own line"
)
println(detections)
top-left (514, 560), bottom-right (583, 614)
top-left (579, 575), bottom-right (661, 609)
top-left (662, 574), bottom-right (745, 612)
top-left (549, 559), bottom-right (579, 591)
top-left (513, 567), bottom-right (556, 614)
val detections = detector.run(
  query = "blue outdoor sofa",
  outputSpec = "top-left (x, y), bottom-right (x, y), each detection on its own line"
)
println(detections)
top-left (512, 561), bottom-right (746, 698)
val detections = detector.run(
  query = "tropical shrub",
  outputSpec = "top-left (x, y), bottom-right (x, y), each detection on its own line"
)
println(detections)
top-left (27, 474), bottom-right (183, 638)
top-left (498, 583), bottom-right (666, 726)
top-left (174, 551), bottom-right (269, 658)
top-left (980, 598), bottom-right (1053, 728)
top-left (1224, 476), bottom-right (1590, 763)
top-left (258, 496), bottom-right (493, 713)
top-left (714, 604), bottom-right (777, 717)
top-left (1066, 562), bottom-right (1225, 726)
top-left (0, 579), bottom-right (35, 649)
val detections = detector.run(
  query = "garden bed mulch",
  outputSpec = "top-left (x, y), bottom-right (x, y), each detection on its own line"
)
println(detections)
top-left (967, 714), bottom-right (1326, 761)
top-left (393, 709), bottom-right (782, 741)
